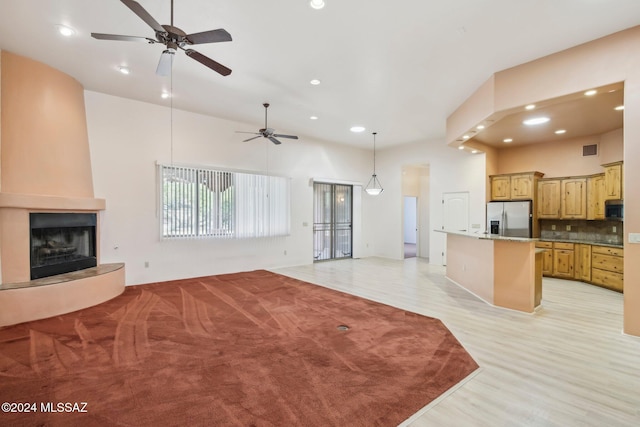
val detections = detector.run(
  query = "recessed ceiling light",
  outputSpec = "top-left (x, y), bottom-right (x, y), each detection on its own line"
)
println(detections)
top-left (614, 105), bottom-right (624, 111)
top-left (471, 150), bottom-right (479, 154)
top-left (309, 0), bottom-right (325, 10)
top-left (525, 104), bottom-right (536, 110)
top-left (56, 25), bottom-right (76, 37)
top-left (523, 117), bottom-right (550, 126)
top-left (462, 134), bottom-right (470, 140)
top-left (555, 129), bottom-right (566, 134)
top-left (310, 116), bottom-right (318, 120)
top-left (503, 138), bottom-right (513, 143)
top-left (476, 125), bottom-right (485, 130)
top-left (458, 145), bottom-right (465, 150)
top-left (310, 79), bottom-right (321, 85)
top-left (118, 66), bottom-right (130, 75)
top-left (350, 126), bottom-right (365, 133)
top-left (584, 89), bottom-right (597, 96)
top-left (161, 92), bottom-right (171, 99)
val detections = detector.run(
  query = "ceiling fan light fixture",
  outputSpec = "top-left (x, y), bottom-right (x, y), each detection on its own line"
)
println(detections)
top-left (310, 79), bottom-right (321, 85)
top-left (118, 66), bottom-right (131, 75)
top-left (161, 92), bottom-right (171, 99)
top-left (310, 116), bottom-right (318, 120)
top-left (365, 132), bottom-right (383, 196)
top-left (309, 0), bottom-right (326, 10)
top-left (350, 126), bottom-right (366, 133)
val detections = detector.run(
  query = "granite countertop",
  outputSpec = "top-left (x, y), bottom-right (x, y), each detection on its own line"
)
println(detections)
top-left (435, 230), bottom-right (624, 247)
top-left (537, 238), bottom-right (623, 248)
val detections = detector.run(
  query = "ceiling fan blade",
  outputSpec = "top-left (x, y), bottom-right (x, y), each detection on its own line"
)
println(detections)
top-left (268, 137), bottom-right (282, 145)
top-left (236, 131), bottom-right (260, 135)
top-left (184, 49), bottom-right (232, 76)
top-left (156, 50), bottom-right (175, 76)
top-left (91, 33), bottom-right (155, 42)
top-left (120, 0), bottom-right (165, 33)
top-left (243, 136), bottom-right (262, 142)
top-left (273, 134), bottom-right (299, 140)
top-left (186, 29), bottom-right (232, 45)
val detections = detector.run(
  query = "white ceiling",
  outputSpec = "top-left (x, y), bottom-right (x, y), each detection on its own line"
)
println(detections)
top-left (1, 0), bottom-right (639, 149)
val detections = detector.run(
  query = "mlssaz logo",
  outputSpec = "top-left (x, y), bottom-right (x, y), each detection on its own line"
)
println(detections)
top-left (40, 402), bottom-right (88, 413)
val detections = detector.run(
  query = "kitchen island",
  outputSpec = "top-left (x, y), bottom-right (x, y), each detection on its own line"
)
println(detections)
top-left (439, 230), bottom-right (542, 313)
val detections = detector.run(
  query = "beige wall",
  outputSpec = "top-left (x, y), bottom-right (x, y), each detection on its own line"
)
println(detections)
top-left (496, 128), bottom-right (623, 177)
top-left (447, 25), bottom-right (640, 336)
top-left (0, 51), bottom-right (94, 198)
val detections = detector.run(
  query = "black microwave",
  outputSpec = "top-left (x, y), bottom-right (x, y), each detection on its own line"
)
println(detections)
top-left (605, 200), bottom-right (623, 220)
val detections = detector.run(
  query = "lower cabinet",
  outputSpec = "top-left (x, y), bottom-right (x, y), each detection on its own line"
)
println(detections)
top-left (591, 245), bottom-right (624, 292)
top-left (574, 244), bottom-right (592, 282)
top-left (552, 242), bottom-right (575, 279)
top-left (538, 241), bottom-right (623, 292)
top-left (535, 242), bottom-right (553, 276)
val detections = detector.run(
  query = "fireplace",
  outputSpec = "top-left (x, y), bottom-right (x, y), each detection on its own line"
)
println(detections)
top-left (30, 213), bottom-right (97, 280)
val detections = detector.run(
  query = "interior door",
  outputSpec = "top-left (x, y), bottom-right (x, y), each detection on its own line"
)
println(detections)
top-left (313, 183), bottom-right (352, 261)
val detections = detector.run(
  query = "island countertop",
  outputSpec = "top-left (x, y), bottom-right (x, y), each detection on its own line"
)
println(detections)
top-left (435, 229), bottom-right (623, 248)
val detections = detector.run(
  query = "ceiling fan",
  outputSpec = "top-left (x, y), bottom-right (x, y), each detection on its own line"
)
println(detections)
top-left (237, 103), bottom-right (299, 145)
top-left (91, 0), bottom-right (232, 76)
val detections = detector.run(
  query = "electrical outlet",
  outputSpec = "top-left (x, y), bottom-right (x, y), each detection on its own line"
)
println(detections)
top-left (551, 224), bottom-right (556, 231)
top-left (144, 261), bottom-right (149, 268)
top-left (284, 250), bottom-right (287, 255)
top-left (612, 226), bottom-right (617, 233)
top-left (566, 225), bottom-right (571, 231)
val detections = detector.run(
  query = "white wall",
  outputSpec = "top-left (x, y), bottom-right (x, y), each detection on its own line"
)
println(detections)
top-left (85, 91), bottom-right (373, 285)
top-left (369, 139), bottom-right (486, 263)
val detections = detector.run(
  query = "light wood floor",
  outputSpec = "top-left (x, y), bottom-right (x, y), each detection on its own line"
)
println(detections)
top-left (273, 257), bottom-right (640, 427)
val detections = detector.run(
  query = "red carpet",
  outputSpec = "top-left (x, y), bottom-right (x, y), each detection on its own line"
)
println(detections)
top-left (0, 270), bottom-right (478, 426)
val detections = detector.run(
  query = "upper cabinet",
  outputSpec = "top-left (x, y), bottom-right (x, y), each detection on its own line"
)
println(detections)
top-left (561, 178), bottom-right (587, 219)
top-left (587, 174), bottom-right (606, 220)
top-left (490, 175), bottom-right (511, 200)
top-left (490, 172), bottom-right (543, 201)
top-left (603, 161), bottom-right (623, 200)
top-left (537, 179), bottom-right (561, 219)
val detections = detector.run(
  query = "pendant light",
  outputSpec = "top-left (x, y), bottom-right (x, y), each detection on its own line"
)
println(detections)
top-left (365, 132), bottom-right (383, 195)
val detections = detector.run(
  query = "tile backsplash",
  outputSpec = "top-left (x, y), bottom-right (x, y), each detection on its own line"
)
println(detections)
top-left (540, 220), bottom-right (623, 245)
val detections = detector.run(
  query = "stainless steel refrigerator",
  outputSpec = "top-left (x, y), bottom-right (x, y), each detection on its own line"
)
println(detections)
top-left (486, 200), bottom-right (532, 238)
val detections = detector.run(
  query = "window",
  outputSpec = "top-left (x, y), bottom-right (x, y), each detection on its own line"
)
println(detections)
top-left (158, 164), bottom-right (290, 239)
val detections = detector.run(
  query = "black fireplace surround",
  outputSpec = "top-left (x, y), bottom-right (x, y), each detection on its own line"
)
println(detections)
top-left (30, 213), bottom-right (97, 280)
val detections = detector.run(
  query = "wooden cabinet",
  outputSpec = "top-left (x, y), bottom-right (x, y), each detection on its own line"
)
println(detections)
top-left (587, 174), bottom-right (605, 220)
top-left (591, 245), bottom-right (624, 292)
top-left (535, 241), bottom-right (553, 276)
top-left (537, 180), bottom-right (561, 219)
top-left (560, 178), bottom-right (587, 219)
top-left (490, 175), bottom-right (512, 200)
top-left (538, 241), bottom-right (623, 292)
top-left (552, 242), bottom-right (575, 279)
top-left (603, 161), bottom-right (623, 201)
top-left (574, 244), bottom-right (591, 282)
top-left (490, 172), bottom-right (542, 201)
top-left (510, 174), bottom-right (537, 200)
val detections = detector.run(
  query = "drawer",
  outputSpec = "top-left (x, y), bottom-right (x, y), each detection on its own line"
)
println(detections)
top-left (592, 245), bottom-right (623, 257)
top-left (554, 242), bottom-right (574, 250)
top-left (535, 241), bottom-right (553, 249)
top-left (591, 268), bottom-right (623, 292)
top-left (592, 253), bottom-right (624, 273)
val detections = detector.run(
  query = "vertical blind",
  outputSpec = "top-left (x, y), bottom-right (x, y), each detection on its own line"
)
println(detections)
top-left (158, 164), bottom-right (290, 239)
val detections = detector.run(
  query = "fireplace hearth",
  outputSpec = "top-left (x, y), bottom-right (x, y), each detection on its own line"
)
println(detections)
top-left (30, 213), bottom-right (97, 280)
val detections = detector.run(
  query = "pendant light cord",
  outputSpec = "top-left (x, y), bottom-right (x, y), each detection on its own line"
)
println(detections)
top-left (372, 132), bottom-right (377, 175)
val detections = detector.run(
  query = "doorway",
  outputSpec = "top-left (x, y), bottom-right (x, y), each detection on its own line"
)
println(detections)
top-left (313, 183), bottom-right (353, 261)
top-left (404, 196), bottom-right (417, 258)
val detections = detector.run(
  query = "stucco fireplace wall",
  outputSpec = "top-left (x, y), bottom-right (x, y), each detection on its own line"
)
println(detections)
top-left (0, 50), bottom-right (124, 325)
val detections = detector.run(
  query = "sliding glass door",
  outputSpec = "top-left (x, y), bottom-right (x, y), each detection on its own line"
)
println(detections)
top-left (313, 183), bottom-right (352, 261)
